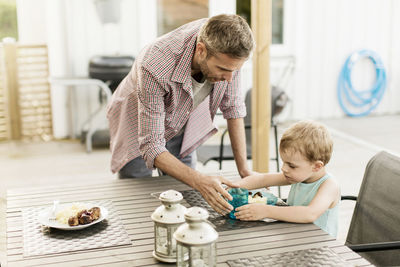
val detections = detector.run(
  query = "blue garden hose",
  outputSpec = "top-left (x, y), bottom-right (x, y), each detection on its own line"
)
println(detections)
top-left (337, 49), bottom-right (387, 117)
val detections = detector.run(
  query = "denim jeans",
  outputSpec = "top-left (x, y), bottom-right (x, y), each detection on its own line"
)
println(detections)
top-left (118, 133), bottom-right (196, 178)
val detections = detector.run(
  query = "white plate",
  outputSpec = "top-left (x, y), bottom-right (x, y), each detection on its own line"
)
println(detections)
top-left (37, 204), bottom-right (108, 230)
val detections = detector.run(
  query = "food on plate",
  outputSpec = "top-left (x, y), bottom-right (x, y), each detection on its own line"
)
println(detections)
top-left (248, 191), bottom-right (281, 205)
top-left (78, 212), bottom-right (93, 225)
top-left (68, 216), bottom-right (79, 226)
top-left (55, 203), bottom-right (102, 226)
top-left (56, 203), bottom-right (88, 224)
top-left (248, 191), bottom-right (267, 204)
top-left (71, 207), bottom-right (102, 226)
top-left (89, 207), bottom-right (101, 220)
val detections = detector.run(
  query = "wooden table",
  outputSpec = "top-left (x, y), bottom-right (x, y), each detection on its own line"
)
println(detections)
top-left (6, 171), bottom-right (372, 266)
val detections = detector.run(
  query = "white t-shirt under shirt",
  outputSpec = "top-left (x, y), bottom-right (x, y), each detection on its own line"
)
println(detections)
top-left (177, 77), bottom-right (212, 136)
top-left (191, 76), bottom-right (212, 111)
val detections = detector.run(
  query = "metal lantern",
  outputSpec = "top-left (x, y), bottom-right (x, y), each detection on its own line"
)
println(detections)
top-left (151, 190), bottom-right (187, 262)
top-left (174, 207), bottom-right (219, 267)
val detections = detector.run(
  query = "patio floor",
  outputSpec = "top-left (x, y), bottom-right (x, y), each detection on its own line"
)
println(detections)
top-left (1, 114), bottom-right (399, 265)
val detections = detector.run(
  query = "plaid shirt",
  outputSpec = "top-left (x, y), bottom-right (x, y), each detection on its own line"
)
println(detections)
top-left (107, 19), bottom-right (246, 173)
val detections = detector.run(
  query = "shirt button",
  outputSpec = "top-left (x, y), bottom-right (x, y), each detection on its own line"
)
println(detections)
top-left (186, 111), bottom-right (190, 115)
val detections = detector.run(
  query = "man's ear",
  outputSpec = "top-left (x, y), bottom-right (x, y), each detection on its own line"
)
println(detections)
top-left (312, 161), bottom-right (324, 172)
top-left (196, 42), bottom-right (207, 59)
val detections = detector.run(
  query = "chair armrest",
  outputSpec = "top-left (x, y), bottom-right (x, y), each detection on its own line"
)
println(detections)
top-left (341, 195), bottom-right (357, 201)
top-left (348, 241), bottom-right (400, 252)
top-left (219, 125), bottom-right (251, 158)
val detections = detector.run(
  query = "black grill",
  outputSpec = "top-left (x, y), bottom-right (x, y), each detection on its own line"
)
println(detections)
top-left (88, 55), bottom-right (134, 92)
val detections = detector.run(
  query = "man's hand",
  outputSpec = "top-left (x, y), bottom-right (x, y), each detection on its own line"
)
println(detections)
top-left (193, 174), bottom-right (238, 215)
top-left (234, 203), bottom-right (269, 221)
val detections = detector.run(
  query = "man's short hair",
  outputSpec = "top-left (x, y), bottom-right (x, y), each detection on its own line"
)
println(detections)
top-left (198, 14), bottom-right (255, 59)
top-left (280, 120), bottom-right (333, 165)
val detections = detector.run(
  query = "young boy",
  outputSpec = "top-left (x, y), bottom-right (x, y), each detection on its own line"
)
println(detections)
top-left (233, 120), bottom-right (340, 237)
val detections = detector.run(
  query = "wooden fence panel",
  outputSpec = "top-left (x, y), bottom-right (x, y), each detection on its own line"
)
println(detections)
top-left (0, 41), bottom-right (53, 141)
top-left (0, 44), bottom-right (10, 141)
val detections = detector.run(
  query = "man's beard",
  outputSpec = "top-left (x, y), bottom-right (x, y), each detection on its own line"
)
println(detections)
top-left (199, 58), bottom-right (219, 84)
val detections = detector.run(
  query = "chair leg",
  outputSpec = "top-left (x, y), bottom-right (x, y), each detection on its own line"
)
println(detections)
top-left (218, 128), bottom-right (230, 170)
top-left (273, 123), bottom-right (282, 198)
top-left (218, 143), bottom-right (223, 170)
top-left (273, 123), bottom-right (280, 172)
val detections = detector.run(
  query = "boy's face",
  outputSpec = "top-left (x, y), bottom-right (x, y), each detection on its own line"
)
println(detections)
top-left (280, 149), bottom-right (321, 184)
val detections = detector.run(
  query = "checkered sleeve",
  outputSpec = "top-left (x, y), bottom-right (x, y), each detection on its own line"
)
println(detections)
top-left (219, 70), bottom-right (246, 119)
top-left (137, 66), bottom-right (168, 169)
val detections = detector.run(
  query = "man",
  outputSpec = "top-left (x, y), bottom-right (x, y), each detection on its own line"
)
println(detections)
top-left (107, 14), bottom-right (255, 214)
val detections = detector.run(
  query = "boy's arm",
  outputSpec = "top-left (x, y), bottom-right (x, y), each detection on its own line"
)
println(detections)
top-left (234, 172), bottom-right (290, 190)
top-left (235, 178), bottom-right (340, 222)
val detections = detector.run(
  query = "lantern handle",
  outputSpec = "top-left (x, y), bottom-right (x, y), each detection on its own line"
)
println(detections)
top-left (150, 191), bottom-right (163, 199)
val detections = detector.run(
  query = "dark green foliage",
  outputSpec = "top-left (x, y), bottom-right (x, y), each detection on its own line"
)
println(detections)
top-left (236, 0), bottom-right (251, 27)
top-left (0, 0), bottom-right (18, 41)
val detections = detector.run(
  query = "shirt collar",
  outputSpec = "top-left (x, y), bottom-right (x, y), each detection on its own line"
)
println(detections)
top-left (171, 34), bottom-right (197, 84)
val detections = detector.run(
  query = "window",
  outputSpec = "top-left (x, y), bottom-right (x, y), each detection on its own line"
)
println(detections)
top-left (0, 0), bottom-right (18, 40)
top-left (157, 0), bottom-right (209, 36)
top-left (236, 0), bottom-right (251, 27)
top-left (236, 0), bottom-right (284, 44)
top-left (271, 0), bottom-right (284, 44)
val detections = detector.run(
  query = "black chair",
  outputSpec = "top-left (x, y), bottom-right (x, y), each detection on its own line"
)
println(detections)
top-left (196, 86), bottom-right (288, 172)
top-left (341, 151), bottom-right (400, 266)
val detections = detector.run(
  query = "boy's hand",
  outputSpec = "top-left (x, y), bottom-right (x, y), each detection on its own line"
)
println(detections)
top-left (234, 203), bottom-right (269, 221)
top-left (229, 181), bottom-right (241, 189)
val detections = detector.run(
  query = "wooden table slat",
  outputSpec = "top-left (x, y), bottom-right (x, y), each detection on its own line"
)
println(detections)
top-left (6, 183), bottom-right (192, 208)
top-left (6, 178), bottom-right (189, 201)
top-left (6, 171), bottom-right (239, 196)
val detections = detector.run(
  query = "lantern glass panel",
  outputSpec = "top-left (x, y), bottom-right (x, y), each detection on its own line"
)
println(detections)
top-left (155, 224), bottom-right (179, 256)
top-left (155, 224), bottom-right (168, 255)
top-left (169, 225), bottom-right (178, 255)
top-left (177, 243), bottom-right (216, 267)
top-left (176, 243), bottom-right (189, 267)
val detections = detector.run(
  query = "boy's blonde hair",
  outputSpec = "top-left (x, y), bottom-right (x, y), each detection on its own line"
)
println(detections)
top-left (279, 120), bottom-right (333, 165)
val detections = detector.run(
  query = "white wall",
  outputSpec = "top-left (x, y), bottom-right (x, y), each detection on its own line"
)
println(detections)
top-left (16, 0), bottom-right (47, 43)
top-left (282, 0), bottom-right (400, 120)
top-left (209, 0), bottom-right (235, 16)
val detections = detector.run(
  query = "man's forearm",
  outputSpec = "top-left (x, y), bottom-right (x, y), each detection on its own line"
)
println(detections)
top-left (154, 151), bottom-right (201, 188)
top-left (227, 118), bottom-right (250, 177)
